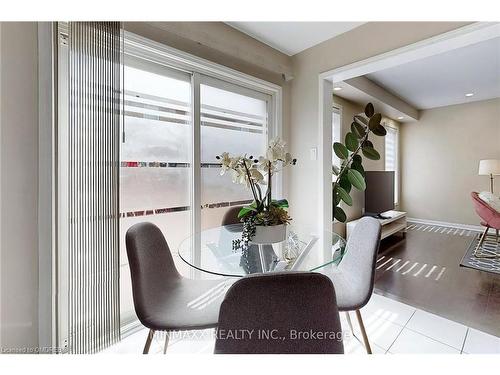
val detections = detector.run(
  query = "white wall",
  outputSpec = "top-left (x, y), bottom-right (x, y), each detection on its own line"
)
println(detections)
top-left (288, 22), bottom-right (470, 234)
top-left (400, 98), bottom-right (500, 225)
top-left (0, 22), bottom-right (39, 351)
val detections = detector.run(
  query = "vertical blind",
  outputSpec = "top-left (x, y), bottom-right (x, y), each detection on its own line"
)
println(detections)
top-left (67, 22), bottom-right (121, 353)
top-left (385, 126), bottom-right (397, 172)
top-left (385, 125), bottom-right (398, 204)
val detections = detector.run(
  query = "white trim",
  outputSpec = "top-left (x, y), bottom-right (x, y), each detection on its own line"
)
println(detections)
top-left (0, 22), bottom-right (2, 350)
top-left (37, 21), bottom-right (57, 352)
top-left (317, 22), bottom-right (498, 236)
top-left (124, 30), bottom-right (282, 98)
top-left (320, 22), bottom-right (500, 83)
top-left (191, 72), bottom-right (201, 279)
top-left (56, 23), bottom-right (70, 351)
top-left (318, 78), bottom-right (333, 236)
top-left (407, 217), bottom-right (497, 235)
top-left (331, 102), bottom-right (342, 224)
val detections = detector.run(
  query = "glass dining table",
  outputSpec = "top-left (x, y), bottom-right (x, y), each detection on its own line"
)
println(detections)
top-left (178, 224), bottom-right (347, 278)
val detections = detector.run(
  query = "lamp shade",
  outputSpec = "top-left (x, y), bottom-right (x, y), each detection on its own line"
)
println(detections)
top-left (478, 159), bottom-right (500, 175)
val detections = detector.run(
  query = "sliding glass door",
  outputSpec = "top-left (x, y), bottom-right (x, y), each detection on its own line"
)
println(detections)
top-left (119, 54), bottom-right (274, 328)
top-left (120, 58), bottom-right (193, 327)
top-left (200, 77), bottom-right (270, 230)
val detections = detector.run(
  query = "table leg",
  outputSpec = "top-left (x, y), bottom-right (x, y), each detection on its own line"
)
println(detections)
top-left (258, 244), bottom-right (267, 273)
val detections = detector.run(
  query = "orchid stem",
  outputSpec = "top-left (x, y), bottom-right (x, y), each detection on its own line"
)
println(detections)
top-left (242, 159), bottom-right (259, 204)
top-left (267, 161), bottom-right (272, 209)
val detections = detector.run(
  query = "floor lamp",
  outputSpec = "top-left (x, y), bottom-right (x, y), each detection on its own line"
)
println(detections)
top-left (479, 159), bottom-right (500, 194)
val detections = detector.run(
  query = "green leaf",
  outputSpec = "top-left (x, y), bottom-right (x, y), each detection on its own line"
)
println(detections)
top-left (332, 165), bottom-right (340, 176)
top-left (354, 115), bottom-right (368, 126)
top-left (238, 206), bottom-right (255, 219)
top-left (353, 154), bottom-right (362, 164)
top-left (345, 132), bottom-right (359, 152)
top-left (339, 174), bottom-right (351, 193)
top-left (368, 113), bottom-right (382, 130)
top-left (336, 185), bottom-right (353, 206)
top-left (351, 161), bottom-right (365, 177)
top-left (334, 206), bottom-right (347, 223)
top-left (362, 146), bottom-right (381, 160)
top-left (272, 199), bottom-right (289, 208)
top-left (362, 140), bottom-right (374, 148)
top-left (351, 122), bottom-right (366, 138)
top-left (365, 103), bottom-right (375, 117)
top-left (333, 142), bottom-right (349, 160)
top-left (372, 124), bottom-right (387, 136)
top-left (333, 189), bottom-right (341, 205)
top-left (347, 169), bottom-right (366, 191)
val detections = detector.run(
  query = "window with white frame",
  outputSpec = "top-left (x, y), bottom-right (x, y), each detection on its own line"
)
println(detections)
top-left (119, 32), bottom-right (280, 328)
top-left (332, 105), bottom-right (342, 170)
top-left (384, 124), bottom-right (399, 205)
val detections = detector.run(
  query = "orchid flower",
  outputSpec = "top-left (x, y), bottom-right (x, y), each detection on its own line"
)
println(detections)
top-left (217, 138), bottom-right (296, 212)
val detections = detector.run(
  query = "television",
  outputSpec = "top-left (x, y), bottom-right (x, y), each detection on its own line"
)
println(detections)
top-left (364, 171), bottom-right (395, 219)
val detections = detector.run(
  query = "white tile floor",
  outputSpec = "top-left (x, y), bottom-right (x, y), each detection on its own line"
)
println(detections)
top-left (103, 293), bottom-right (500, 354)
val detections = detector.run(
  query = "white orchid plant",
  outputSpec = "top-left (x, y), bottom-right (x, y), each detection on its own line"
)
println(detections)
top-left (216, 138), bottom-right (297, 249)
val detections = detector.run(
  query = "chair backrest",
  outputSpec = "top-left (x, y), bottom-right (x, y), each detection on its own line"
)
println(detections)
top-left (471, 192), bottom-right (500, 228)
top-left (125, 222), bottom-right (181, 324)
top-left (338, 217), bottom-right (381, 308)
top-left (221, 206), bottom-right (243, 226)
top-left (214, 272), bottom-right (344, 354)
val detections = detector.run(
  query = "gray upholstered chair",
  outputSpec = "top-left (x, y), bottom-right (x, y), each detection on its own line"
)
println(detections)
top-left (125, 222), bottom-right (232, 354)
top-left (221, 205), bottom-right (243, 226)
top-left (214, 272), bottom-right (344, 354)
top-left (321, 217), bottom-right (381, 354)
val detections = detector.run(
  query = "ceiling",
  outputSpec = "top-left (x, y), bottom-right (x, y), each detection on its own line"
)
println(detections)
top-left (365, 37), bottom-right (500, 110)
top-left (333, 82), bottom-right (413, 123)
top-left (226, 22), bottom-right (364, 56)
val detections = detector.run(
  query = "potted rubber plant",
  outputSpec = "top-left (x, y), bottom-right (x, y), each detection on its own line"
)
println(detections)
top-left (216, 138), bottom-right (297, 250)
top-left (332, 102), bottom-right (387, 222)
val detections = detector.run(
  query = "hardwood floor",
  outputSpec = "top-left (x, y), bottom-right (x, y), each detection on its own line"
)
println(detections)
top-left (374, 225), bottom-right (500, 337)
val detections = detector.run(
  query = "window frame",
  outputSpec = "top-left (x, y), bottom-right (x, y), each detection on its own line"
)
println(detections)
top-left (331, 103), bottom-right (342, 170)
top-left (124, 30), bottom-right (282, 138)
top-left (123, 30), bottom-right (283, 199)
top-left (121, 32), bottom-right (283, 317)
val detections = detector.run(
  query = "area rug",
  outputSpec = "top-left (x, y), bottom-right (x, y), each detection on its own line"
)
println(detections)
top-left (460, 233), bottom-right (500, 275)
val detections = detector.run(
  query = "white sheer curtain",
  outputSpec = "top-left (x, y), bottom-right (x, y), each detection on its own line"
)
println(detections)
top-left (63, 21), bottom-right (122, 354)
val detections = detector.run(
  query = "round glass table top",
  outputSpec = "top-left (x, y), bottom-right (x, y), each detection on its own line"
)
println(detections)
top-left (178, 224), bottom-right (347, 277)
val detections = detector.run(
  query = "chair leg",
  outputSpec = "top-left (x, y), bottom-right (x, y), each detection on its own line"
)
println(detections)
top-left (474, 226), bottom-right (500, 258)
top-left (474, 226), bottom-right (489, 256)
top-left (163, 332), bottom-right (170, 354)
top-left (355, 310), bottom-right (372, 354)
top-left (143, 329), bottom-right (155, 354)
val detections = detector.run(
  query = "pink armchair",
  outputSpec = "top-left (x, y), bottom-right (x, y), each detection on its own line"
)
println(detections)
top-left (471, 192), bottom-right (500, 258)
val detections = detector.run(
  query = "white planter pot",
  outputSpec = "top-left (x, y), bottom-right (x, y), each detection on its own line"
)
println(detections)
top-left (251, 224), bottom-right (287, 244)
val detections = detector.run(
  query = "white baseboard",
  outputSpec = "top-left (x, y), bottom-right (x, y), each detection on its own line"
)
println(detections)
top-left (407, 217), bottom-right (497, 235)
